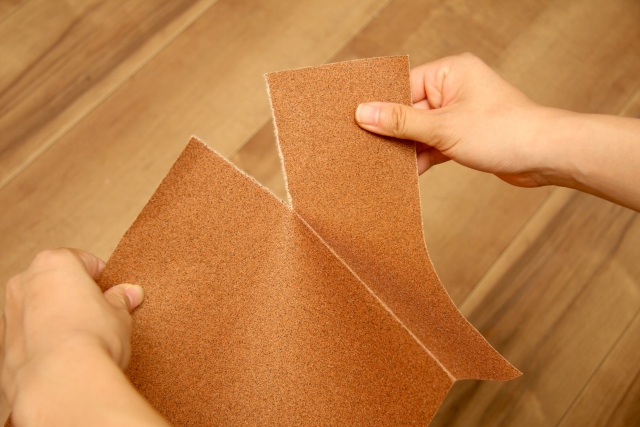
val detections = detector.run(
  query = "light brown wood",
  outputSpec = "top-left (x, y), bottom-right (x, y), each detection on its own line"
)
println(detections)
top-left (230, 124), bottom-right (287, 201)
top-left (559, 310), bottom-right (640, 427)
top-left (432, 192), bottom-right (640, 426)
top-left (550, 75), bottom-right (640, 427)
top-left (2, 0), bottom-right (640, 425)
top-left (0, 0), bottom-right (221, 188)
top-left (458, 187), bottom-right (577, 317)
top-left (0, 0), bottom-right (24, 22)
top-left (495, 0), bottom-right (640, 113)
top-left (433, 73), bottom-right (640, 426)
top-left (620, 84), bottom-right (640, 119)
top-left (378, 0), bottom-right (640, 303)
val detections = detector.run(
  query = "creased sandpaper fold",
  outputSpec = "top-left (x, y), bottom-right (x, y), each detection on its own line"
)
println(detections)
top-left (94, 56), bottom-right (520, 426)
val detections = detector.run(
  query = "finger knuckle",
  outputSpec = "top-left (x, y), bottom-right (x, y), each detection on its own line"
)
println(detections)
top-left (106, 315), bottom-right (132, 364)
top-left (106, 290), bottom-right (129, 310)
top-left (123, 313), bottom-right (133, 330)
top-left (5, 274), bottom-right (22, 297)
top-left (459, 51), bottom-right (479, 62)
top-left (386, 105), bottom-right (407, 137)
top-left (31, 248), bottom-right (70, 269)
top-left (107, 333), bottom-right (126, 360)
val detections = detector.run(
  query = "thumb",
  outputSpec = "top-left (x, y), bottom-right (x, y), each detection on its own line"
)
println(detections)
top-left (103, 284), bottom-right (145, 312)
top-left (356, 102), bottom-right (442, 145)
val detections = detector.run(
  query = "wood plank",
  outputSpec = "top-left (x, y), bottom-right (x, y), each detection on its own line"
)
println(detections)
top-left (432, 21), bottom-right (640, 424)
top-left (0, 0), bottom-right (24, 22)
top-left (417, 167), bottom-right (551, 303)
top-left (458, 188), bottom-right (576, 317)
top-left (558, 311), bottom-right (640, 427)
top-left (500, 211), bottom-right (640, 426)
top-left (551, 75), bottom-right (640, 427)
top-left (435, 36), bottom-right (640, 427)
top-left (0, 0), bottom-right (392, 287)
top-left (431, 192), bottom-right (640, 427)
top-left (334, 0), bottom-right (553, 65)
top-left (618, 84), bottom-right (640, 119)
top-left (0, 0), bottom-right (220, 188)
top-left (495, 0), bottom-right (640, 113)
top-left (229, 124), bottom-right (287, 201)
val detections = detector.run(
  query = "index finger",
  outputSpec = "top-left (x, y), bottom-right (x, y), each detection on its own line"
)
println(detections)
top-left (410, 56), bottom-right (457, 108)
top-left (65, 248), bottom-right (106, 279)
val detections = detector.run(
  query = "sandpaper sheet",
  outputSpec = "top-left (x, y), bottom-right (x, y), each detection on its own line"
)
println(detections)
top-left (266, 56), bottom-right (519, 381)
top-left (90, 56), bottom-right (519, 426)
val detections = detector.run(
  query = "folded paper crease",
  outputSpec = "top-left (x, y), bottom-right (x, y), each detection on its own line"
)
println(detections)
top-left (90, 56), bottom-right (519, 427)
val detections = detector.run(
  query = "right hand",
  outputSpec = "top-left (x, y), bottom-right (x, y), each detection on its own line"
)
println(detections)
top-left (355, 53), bottom-right (565, 187)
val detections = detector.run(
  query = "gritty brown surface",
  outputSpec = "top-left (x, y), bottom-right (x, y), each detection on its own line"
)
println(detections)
top-left (266, 56), bottom-right (519, 381)
top-left (93, 57), bottom-right (517, 426)
top-left (97, 139), bottom-right (452, 426)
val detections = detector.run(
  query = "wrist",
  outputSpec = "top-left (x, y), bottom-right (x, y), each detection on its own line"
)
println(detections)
top-left (535, 109), bottom-right (640, 211)
top-left (530, 108), bottom-right (581, 188)
top-left (10, 340), bottom-right (113, 424)
top-left (10, 337), bottom-right (169, 427)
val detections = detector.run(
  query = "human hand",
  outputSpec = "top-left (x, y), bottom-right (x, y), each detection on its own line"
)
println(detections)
top-left (0, 248), bottom-right (144, 418)
top-left (355, 53), bottom-right (565, 187)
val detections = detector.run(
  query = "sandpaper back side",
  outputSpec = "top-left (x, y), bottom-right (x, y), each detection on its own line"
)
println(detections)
top-left (97, 138), bottom-right (453, 426)
top-left (266, 56), bottom-right (519, 380)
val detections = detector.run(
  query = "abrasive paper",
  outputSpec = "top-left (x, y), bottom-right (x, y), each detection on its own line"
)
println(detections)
top-left (92, 56), bottom-right (519, 426)
top-left (267, 56), bottom-right (519, 381)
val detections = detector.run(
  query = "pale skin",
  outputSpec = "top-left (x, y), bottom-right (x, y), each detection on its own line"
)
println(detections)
top-left (356, 53), bottom-right (640, 211)
top-left (1, 54), bottom-right (638, 426)
top-left (0, 249), bottom-right (170, 427)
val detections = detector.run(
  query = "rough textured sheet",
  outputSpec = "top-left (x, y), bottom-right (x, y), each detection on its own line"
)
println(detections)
top-left (266, 56), bottom-right (519, 380)
top-left (97, 140), bottom-right (452, 425)
top-left (93, 56), bottom-right (519, 426)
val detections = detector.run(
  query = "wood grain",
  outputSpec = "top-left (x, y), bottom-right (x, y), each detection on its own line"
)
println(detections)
top-left (558, 300), bottom-right (640, 426)
top-left (0, 0), bottom-right (221, 188)
top-left (0, 0), bottom-right (24, 22)
top-left (552, 74), bottom-right (640, 427)
top-left (0, 0), bottom-right (391, 286)
top-left (619, 84), bottom-right (640, 119)
top-left (359, 0), bottom-right (640, 304)
top-left (229, 124), bottom-right (287, 201)
top-left (431, 192), bottom-right (640, 427)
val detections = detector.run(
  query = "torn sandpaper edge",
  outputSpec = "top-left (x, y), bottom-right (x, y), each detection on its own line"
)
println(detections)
top-left (93, 56), bottom-right (520, 426)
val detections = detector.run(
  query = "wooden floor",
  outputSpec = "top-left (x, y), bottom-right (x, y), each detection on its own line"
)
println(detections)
top-left (1, 0), bottom-right (639, 425)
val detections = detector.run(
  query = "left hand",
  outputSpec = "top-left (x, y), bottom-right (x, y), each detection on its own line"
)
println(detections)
top-left (0, 248), bottom-right (144, 419)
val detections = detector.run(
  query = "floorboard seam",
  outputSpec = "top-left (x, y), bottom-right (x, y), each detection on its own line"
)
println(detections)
top-left (0, 0), bottom-right (31, 25)
top-left (554, 308), bottom-right (640, 427)
top-left (225, 0), bottom-right (397, 160)
top-left (458, 187), bottom-right (561, 310)
top-left (503, 211), bottom-right (637, 427)
top-left (0, 0), bottom-right (221, 191)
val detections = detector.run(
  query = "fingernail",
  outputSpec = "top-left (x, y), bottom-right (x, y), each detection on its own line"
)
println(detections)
top-left (356, 103), bottom-right (380, 126)
top-left (123, 284), bottom-right (144, 309)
